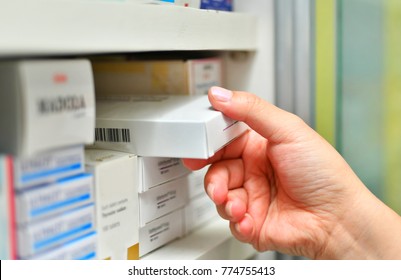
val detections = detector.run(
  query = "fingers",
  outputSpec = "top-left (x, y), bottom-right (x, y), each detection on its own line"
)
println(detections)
top-left (229, 214), bottom-right (256, 244)
top-left (215, 188), bottom-right (247, 222)
top-left (204, 159), bottom-right (245, 205)
top-left (209, 86), bottom-right (306, 144)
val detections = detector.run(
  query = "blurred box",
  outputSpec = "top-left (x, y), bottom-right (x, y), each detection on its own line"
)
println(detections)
top-left (139, 175), bottom-right (189, 226)
top-left (200, 0), bottom-right (233, 11)
top-left (29, 232), bottom-right (97, 260)
top-left (92, 57), bottom-right (222, 97)
top-left (85, 149), bottom-right (140, 260)
top-left (17, 204), bottom-right (95, 258)
top-left (15, 174), bottom-right (94, 224)
top-left (139, 209), bottom-right (184, 257)
top-left (0, 59), bottom-right (95, 157)
top-left (93, 95), bottom-right (248, 159)
top-left (13, 145), bottom-right (85, 191)
top-left (0, 156), bottom-right (16, 259)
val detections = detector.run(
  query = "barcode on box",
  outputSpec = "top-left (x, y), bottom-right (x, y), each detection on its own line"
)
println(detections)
top-left (95, 128), bottom-right (131, 143)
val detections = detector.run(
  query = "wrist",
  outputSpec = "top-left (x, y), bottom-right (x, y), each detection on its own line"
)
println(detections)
top-left (318, 182), bottom-right (401, 259)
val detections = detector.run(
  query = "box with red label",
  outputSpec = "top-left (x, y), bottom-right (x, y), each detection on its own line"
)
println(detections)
top-left (0, 60), bottom-right (95, 157)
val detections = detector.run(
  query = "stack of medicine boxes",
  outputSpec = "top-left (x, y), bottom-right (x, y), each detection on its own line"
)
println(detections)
top-left (0, 60), bottom-right (96, 260)
top-left (89, 57), bottom-right (243, 258)
top-left (136, 156), bottom-right (191, 257)
top-left (84, 148), bottom-right (191, 258)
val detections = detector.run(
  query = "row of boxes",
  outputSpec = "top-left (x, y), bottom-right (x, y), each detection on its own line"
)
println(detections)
top-left (90, 56), bottom-right (229, 257)
top-left (0, 146), bottom-right (98, 260)
top-left (0, 56), bottom-right (244, 259)
top-left (0, 60), bottom-right (98, 260)
top-left (84, 148), bottom-right (217, 258)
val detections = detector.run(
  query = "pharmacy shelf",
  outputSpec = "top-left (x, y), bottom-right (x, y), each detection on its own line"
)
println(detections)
top-left (0, 0), bottom-right (258, 57)
top-left (141, 218), bottom-right (257, 260)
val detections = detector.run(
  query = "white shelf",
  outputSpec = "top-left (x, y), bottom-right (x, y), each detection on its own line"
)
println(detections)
top-left (141, 218), bottom-right (257, 260)
top-left (0, 0), bottom-right (258, 57)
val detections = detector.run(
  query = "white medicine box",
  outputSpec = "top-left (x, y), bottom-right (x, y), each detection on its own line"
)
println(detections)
top-left (93, 95), bottom-right (248, 159)
top-left (85, 149), bottom-right (140, 260)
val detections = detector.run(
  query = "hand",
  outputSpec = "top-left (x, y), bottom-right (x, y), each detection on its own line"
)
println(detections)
top-left (183, 87), bottom-right (401, 259)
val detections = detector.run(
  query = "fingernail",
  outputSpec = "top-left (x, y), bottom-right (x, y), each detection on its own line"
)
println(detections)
top-left (210, 86), bottom-right (233, 102)
top-left (206, 183), bottom-right (215, 201)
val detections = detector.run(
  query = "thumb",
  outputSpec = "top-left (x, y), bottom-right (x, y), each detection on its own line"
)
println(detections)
top-left (209, 86), bottom-right (305, 143)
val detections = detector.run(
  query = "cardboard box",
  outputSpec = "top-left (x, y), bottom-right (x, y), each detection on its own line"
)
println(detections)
top-left (92, 57), bottom-right (222, 97)
top-left (84, 149), bottom-right (140, 260)
top-left (0, 59), bottom-right (95, 157)
top-left (184, 192), bottom-right (217, 234)
top-left (139, 209), bottom-right (184, 257)
top-left (92, 95), bottom-right (249, 159)
top-left (15, 173), bottom-right (94, 224)
top-left (13, 145), bottom-right (85, 191)
top-left (17, 203), bottom-right (95, 258)
top-left (138, 157), bottom-right (190, 193)
top-left (139, 175), bottom-right (189, 226)
top-left (0, 156), bottom-right (16, 259)
top-left (29, 232), bottom-right (97, 260)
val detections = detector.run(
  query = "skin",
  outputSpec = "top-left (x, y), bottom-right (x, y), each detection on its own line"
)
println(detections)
top-left (183, 86), bottom-right (401, 259)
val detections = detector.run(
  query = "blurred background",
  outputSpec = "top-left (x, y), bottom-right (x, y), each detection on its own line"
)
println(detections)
top-left (275, 0), bottom-right (401, 216)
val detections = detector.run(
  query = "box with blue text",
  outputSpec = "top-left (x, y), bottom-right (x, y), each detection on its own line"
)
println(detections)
top-left (15, 173), bottom-right (94, 224)
top-left (29, 232), bottom-right (97, 260)
top-left (13, 145), bottom-right (85, 191)
top-left (17, 204), bottom-right (95, 258)
top-left (200, 0), bottom-right (232, 11)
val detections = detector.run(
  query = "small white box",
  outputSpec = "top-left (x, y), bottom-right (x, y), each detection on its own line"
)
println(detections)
top-left (188, 167), bottom-right (208, 199)
top-left (138, 157), bottom-right (190, 193)
top-left (15, 173), bottom-right (94, 224)
top-left (184, 192), bottom-right (217, 234)
top-left (17, 204), bottom-right (95, 258)
top-left (29, 232), bottom-right (97, 260)
top-left (84, 149), bottom-right (140, 260)
top-left (93, 95), bottom-right (248, 159)
top-left (139, 175), bottom-right (189, 226)
top-left (0, 59), bottom-right (95, 157)
top-left (13, 145), bottom-right (85, 191)
top-left (139, 209), bottom-right (184, 257)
